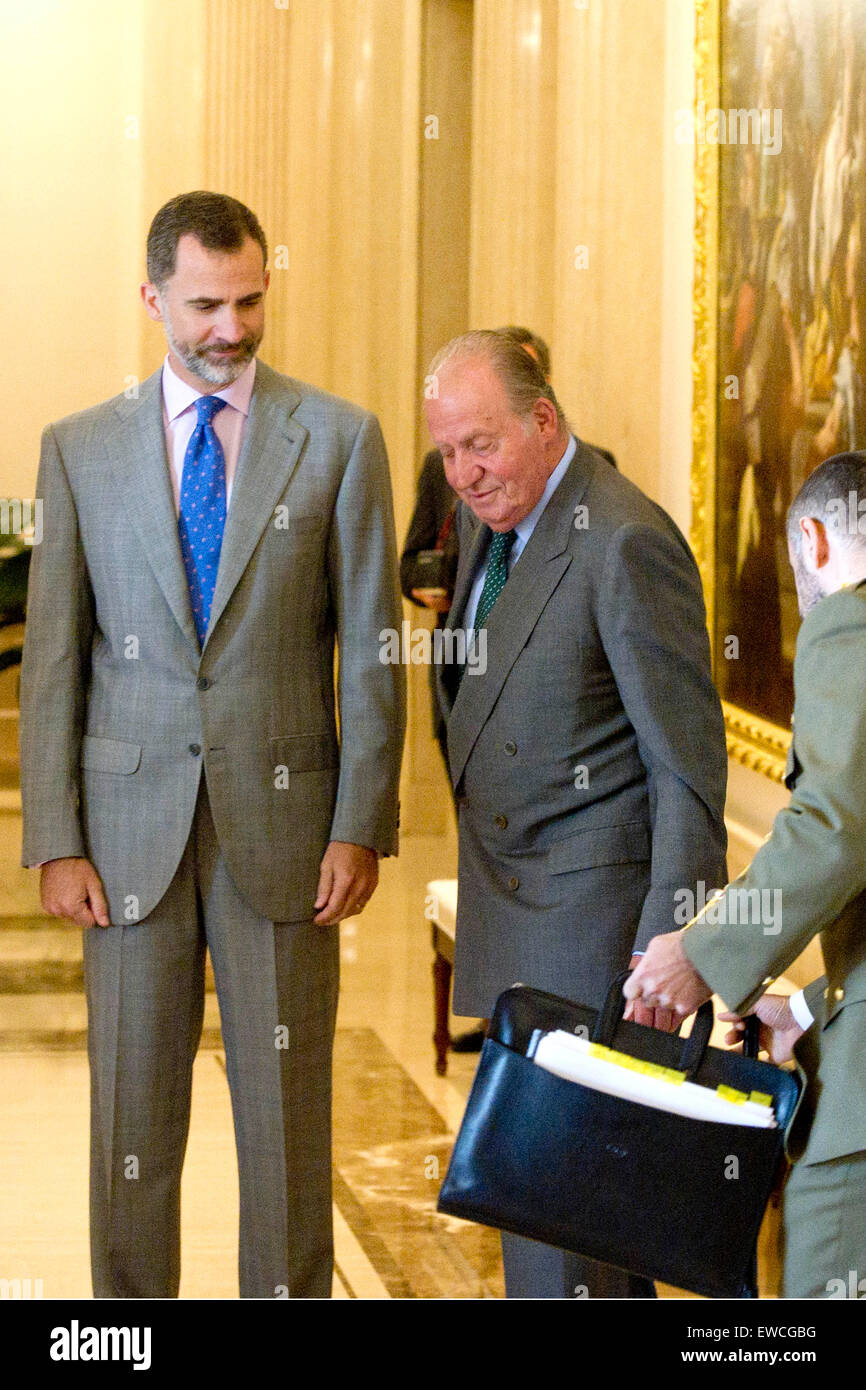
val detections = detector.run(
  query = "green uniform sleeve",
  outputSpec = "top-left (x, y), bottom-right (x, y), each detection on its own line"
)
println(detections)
top-left (683, 589), bottom-right (866, 1014)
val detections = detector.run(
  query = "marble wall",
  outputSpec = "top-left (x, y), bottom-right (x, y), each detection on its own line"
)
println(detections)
top-left (2, 0), bottom-right (775, 849)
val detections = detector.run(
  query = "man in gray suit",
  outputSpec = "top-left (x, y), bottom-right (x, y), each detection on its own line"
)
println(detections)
top-left (426, 331), bottom-right (727, 1298)
top-left (19, 192), bottom-right (405, 1298)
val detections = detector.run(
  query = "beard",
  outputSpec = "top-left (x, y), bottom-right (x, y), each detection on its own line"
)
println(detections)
top-left (161, 302), bottom-right (261, 387)
top-left (792, 553), bottom-right (824, 617)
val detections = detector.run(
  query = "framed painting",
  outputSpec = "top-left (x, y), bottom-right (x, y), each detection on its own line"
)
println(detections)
top-left (692, 0), bottom-right (866, 780)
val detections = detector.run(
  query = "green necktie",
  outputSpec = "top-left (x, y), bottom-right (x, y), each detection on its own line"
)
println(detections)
top-left (474, 529), bottom-right (517, 631)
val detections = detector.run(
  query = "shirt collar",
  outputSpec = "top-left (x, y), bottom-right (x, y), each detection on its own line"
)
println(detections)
top-left (161, 354), bottom-right (257, 423)
top-left (513, 434), bottom-right (577, 544)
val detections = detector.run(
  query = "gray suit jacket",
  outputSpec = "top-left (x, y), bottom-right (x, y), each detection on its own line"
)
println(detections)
top-left (437, 440), bottom-right (727, 1017)
top-left (19, 361), bottom-right (406, 924)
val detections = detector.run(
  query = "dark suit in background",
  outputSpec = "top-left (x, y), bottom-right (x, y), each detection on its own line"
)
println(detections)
top-left (400, 449), bottom-right (459, 771)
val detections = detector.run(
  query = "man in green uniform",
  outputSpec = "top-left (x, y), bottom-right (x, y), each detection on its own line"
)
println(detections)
top-left (626, 450), bottom-right (866, 1298)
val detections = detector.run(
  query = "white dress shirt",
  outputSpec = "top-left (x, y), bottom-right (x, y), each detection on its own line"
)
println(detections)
top-left (463, 434), bottom-right (577, 634)
top-left (789, 989), bottom-right (814, 1030)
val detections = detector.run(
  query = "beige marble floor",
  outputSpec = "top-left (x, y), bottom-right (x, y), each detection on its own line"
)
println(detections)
top-left (0, 785), bottom-right (781, 1299)
top-left (0, 787), bottom-right (509, 1298)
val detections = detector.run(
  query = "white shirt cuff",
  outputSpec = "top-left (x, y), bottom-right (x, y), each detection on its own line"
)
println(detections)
top-left (788, 988), bottom-right (814, 1031)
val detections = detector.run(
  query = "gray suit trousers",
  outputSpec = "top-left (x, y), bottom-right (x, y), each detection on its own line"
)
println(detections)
top-left (501, 1233), bottom-right (656, 1299)
top-left (83, 778), bottom-right (339, 1298)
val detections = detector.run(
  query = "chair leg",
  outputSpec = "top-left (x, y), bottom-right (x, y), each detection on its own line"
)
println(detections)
top-left (433, 950), bottom-right (452, 1075)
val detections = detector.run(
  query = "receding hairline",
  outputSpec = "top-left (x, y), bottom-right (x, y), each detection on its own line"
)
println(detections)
top-left (431, 349), bottom-right (510, 387)
top-left (429, 333), bottom-right (508, 378)
top-left (427, 330), bottom-right (566, 427)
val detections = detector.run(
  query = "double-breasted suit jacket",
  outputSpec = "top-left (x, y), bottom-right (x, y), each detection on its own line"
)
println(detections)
top-left (437, 440), bottom-right (728, 1018)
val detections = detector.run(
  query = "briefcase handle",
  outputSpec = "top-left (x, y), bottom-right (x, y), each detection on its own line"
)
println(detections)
top-left (594, 970), bottom-right (716, 1080)
top-left (742, 1014), bottom-right (760, 1059)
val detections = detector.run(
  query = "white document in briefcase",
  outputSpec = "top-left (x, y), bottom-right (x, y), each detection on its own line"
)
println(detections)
top-left (530, 1030), bottom-right (776, 1128)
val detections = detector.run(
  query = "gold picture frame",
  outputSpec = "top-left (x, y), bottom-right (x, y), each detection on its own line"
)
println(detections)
top-left (691, 0), bottom-right (790, 783)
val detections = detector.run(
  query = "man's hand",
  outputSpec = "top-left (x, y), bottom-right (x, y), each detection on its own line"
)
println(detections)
top-left (623, 932), bottom-right (713, 1017)
top-left (622, 955), bottom-right (684, 1032)
top-left (314, 841), bottom-right (379, 925)
top-left (719, 994), bottom-right (805, 1065)
top-left (411, 587), bottom-right (451, 614)
top-left (40, 857), bottom-right (111, 928)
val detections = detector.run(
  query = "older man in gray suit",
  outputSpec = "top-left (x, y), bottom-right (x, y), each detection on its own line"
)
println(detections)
top-left (19, 192), bottom-right (405, 1299)
top-left (427, 331), bottom-right (727, 1299)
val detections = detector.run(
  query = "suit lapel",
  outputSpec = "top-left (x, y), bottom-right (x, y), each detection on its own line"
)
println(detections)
top-left (104, 371), bottom-right (199, 649)
top-left (103, 362), bottom-right (308, 656)
top-left (447, 510), bottom-right (487, 633)
top-left (206, 364), bottom-right (307, 642)
top-left (437, 510), bottom-right (487, 716)
top-left (446, 445), bottom-right (595, 789)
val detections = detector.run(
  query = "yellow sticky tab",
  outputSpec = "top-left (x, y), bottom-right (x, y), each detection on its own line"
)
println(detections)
top-left (588, 1043), bottom-right (685, 1085)
top-left (647, 1063), bottom-right (687, 1086)
top-left (717, 1084), bottom-right (748, 1105)
top-left (749, 1091), bottom-right (773, 1108)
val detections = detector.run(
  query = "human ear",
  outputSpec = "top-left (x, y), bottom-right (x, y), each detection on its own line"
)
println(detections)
top-left (140, 282), bottom-right (164, 323)
top-left (800, 516), bottom-right (831, 571)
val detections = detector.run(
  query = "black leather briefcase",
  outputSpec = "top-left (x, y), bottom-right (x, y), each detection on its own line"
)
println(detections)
top-left (437, 974), bottom-right (803, 1299)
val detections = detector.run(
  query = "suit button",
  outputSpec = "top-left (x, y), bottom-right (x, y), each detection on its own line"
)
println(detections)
top-left (495, 814), bottom-right (508, 829)
top-left (507, 875), bottom-right (519, 891)
top-left (834, 986), bottom-right (845, 1001)
top-left (196, 676), bottom-right (211, 691)
top-left (188, 743), bottom-right (201, 756)
top-left (504, 741), bottom-right (517, 756)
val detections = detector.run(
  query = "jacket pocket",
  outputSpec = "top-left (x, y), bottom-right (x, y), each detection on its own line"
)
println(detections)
top-left (276, 513), bottom-right (325, 542)
top-left (80, 735), bottom-right (142, 774)
top-left (269, 733), bottom-right (339, 772)
top-left (547, 822), bottom-right (650, 874)
top-left (290, 514), bottom-right (325, 535)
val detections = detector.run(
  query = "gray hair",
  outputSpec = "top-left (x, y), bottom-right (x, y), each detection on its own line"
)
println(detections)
top-left (496, 324), bottom-right (552, 379)
top-left (787, 451), bottom-right (866, 553)
top-left (428, 330), bottom-right (566, 428)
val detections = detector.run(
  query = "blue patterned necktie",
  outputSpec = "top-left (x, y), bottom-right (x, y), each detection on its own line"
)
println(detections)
top-left (474, 528), bottom-right (517, 631)
top-left (179, 395), bottom-right (228, 645)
